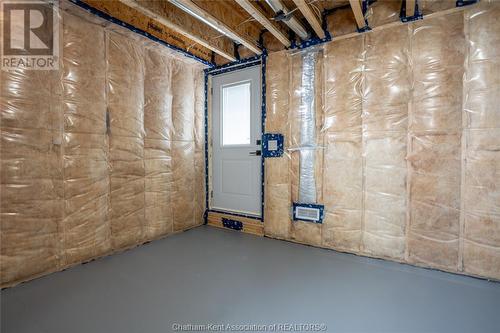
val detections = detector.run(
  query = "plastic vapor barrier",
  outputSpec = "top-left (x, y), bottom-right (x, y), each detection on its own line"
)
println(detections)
top-left (462, 1), bottom-right (500, 279)
top-left (407, 13), bottom-right (465, 271)
top-left (0, 3), bottom-right (206, 287)
top-left (108, 31), bottom-right (146, 249)
top-left (1, 69), bottom-right (63, 284)
top-left (264, 52), bottom-right (292, 240)
top-left (144, 45), bottom-right (174, 239)
top-left (265, 1), bottom-right (500, 281)
top-left (62, 12), bottom-right (110, 265)
top-left (362, 25), bottom-right (409, 260)
top-left (193, 72), bottom-right (206, 227)
top-left (322, 37), bottom-right (364, 253)
top-left (172, 63), bottom-right (196, 232)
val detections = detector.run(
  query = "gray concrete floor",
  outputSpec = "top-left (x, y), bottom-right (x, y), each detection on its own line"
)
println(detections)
top-left (1, 226), bottom-right (500, 333)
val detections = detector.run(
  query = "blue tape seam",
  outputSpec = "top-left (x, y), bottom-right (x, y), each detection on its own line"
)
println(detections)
top-left (203, 71), bottom-right (209, 225)
top-left (456, 0), bottom-right (478, 7)
top-left (357, 24), bottom-right (372, 33)
top-left (400, 0), bottom-right (424, 23)
top-left (205, 54), bottom-right (262, 75)
top-left (206, 60), bottom-right (262, 77)
top-left (291, 33), bottom-right (332, 50)
top-left (260, 51), bottom-right (267, 223)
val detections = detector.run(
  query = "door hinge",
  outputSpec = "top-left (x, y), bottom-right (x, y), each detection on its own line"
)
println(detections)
top-left (211, 190), bottom-right (213, 198)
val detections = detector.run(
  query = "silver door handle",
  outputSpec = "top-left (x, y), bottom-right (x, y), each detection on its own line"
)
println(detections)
top-left (249, 150), bottom-right (261, 156)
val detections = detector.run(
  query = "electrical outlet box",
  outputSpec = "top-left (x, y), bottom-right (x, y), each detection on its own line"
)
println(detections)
top-left (262, 133), bottom-right (284, 158)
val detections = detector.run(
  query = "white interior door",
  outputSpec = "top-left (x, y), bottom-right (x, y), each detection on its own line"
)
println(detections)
top-left (211, 66), bottom-right (262, 216)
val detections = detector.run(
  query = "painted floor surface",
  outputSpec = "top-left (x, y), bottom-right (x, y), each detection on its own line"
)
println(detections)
top-left (1, 226), bottom-right (500, 333)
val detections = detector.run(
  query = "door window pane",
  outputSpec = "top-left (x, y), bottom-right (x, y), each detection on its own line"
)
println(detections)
top-left (222, 82), bottom-right (251, 145)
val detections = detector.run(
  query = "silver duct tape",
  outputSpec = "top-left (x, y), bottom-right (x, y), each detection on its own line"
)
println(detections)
top-left (298, 52), bottom-right (317, 203)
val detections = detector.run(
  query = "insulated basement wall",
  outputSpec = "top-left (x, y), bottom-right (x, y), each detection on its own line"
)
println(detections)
top-left (0, 67), bottom-right (63, 285)
top-left (407, 13), bottom-right (465, 272)
top-left (62, 13), bottom-right (110, 266)
top-left (322, 37), bottom-right (364, 253)
top-left (265, 1), bottom-right (500, 281)
top-left (462, 3), bottom-right (500, 279)
top-left (108, 31), bottom-right (146, 249)
top-left (0, 4), bottom-right (205, 288)
top-left (144, 45), bottom-right (173, 239)
top-left (362, 25), bottom-right (409, 260)
top-left (264, 52), bottom-right (292, 239)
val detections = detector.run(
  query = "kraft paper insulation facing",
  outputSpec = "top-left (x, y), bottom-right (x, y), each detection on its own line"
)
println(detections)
top-left (0, 4), bottom-right (206, 287)
top-left (265, 1), bottom-right (500, 280)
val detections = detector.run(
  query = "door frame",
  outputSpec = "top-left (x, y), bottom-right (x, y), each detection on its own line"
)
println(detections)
top-left (204, 56), bottom-right (266, 223)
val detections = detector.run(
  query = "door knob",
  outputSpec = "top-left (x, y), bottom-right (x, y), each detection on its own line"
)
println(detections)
top-left (249, 150), bottom-right (261, 156)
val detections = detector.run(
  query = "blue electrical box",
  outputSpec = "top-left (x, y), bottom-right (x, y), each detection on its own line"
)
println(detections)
top-left (262, 133), bottom-right (284, 158)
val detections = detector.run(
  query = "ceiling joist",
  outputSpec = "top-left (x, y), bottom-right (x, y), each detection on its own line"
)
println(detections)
top-left (168, 0), bottom-right (262, 55)
top-left (406, 0), bottom-right (416, 17)
top-left (118, 0), bottom-right (236, 61)
top-left (291, 0), bottom-right (325, 39)
top-left (349, 0), bottom-right (367, 30)
top-left (235, 0), bottom-right (291, 47)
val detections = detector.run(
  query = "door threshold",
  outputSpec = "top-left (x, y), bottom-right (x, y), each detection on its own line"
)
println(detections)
top-left (208, 208), bottom-right (262, 220)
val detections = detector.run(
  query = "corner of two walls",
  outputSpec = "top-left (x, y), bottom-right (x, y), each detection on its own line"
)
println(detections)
top-left (0, 6), bottom-right (206, 287)
top-left (264, 2), bottom-right (500, 281)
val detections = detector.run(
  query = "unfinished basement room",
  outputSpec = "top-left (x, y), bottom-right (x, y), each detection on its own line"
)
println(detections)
top-left (1, 0), bottom-right (500, 332)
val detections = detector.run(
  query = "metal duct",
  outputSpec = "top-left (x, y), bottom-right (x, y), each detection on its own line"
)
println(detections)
top-left (298, 51), bottom-right (317, 203)
top-left (265, 0), bottom-right (310, 40)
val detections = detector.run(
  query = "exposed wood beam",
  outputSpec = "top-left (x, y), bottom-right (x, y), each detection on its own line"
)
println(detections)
top-left (235, 0), bottom-right (291, 47)
top-left (349, 0), bottom-right (366, 30)
top-left (118, 0), bottom-right (236, 61)
top-left (291, 0), bottom-right (325, 39)
top-left (169, 0), bottom-right (262, 55)
top-left (406, 0), bottom-right (416, 17)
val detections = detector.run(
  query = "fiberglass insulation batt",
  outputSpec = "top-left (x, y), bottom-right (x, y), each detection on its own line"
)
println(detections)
top-left (462, 3), bottom-right (500, 279)
top-left (0, 3), bottom-right (205, 287)
top-left (62, 12), bottom-right (110, 265)
top-left (264, 2), bottom-right (500, 281)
